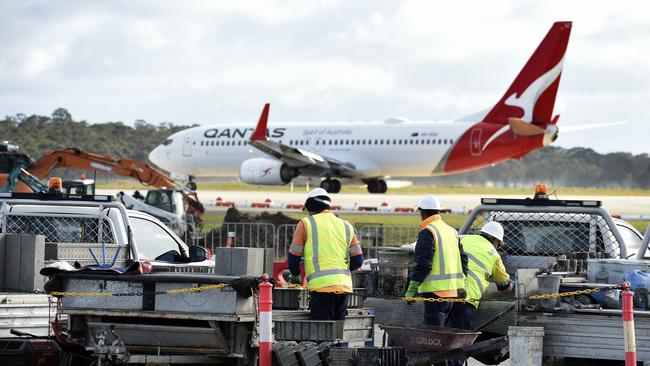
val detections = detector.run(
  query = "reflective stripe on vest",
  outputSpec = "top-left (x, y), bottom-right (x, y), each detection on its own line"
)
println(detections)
top-left (303, 213), bottom-right (353, 291)
top-left (461, 235), bottom-right (501, 308)
top-left (418, 220), bottom-right (465, 294)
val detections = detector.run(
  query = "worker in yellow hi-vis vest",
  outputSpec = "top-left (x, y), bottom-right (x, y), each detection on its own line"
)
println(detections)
top-left (449, 221), bottom-right (513, 331)
top-left (288, 188), bottom-right (364, 320)
top-left (405, 195), bottom-right (468, 326)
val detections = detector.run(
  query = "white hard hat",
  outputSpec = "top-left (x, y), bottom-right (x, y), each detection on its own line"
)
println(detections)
top-left (306, 188), bottom-right (331, 206)
top-left (480, 221), bottom-right (504, 242)
top-left (417, 195), bottom-right (442, 210)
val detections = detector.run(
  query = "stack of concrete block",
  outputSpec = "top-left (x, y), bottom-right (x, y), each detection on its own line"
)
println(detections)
top-left (214, 247), bottom-right (274, 276)
top-left (1, 234), bottom-right (45, 292)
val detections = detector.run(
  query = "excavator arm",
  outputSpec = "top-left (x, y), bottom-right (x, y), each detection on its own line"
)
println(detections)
top-left (29, 148), bottom-right (177, 188)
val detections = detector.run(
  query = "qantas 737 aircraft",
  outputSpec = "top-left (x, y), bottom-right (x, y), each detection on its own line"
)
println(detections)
top-left (150, 22), bottom-right (576, 193)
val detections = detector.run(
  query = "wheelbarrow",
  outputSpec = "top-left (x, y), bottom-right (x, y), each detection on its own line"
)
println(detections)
top-left (381, 324), bottom-right (508, 365)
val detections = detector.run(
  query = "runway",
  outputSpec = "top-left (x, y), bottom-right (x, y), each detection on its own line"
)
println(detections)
top-left (98, 189), bottom-right (650, 215)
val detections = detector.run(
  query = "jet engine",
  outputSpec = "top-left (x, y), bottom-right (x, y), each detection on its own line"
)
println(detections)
top-left (239, 158), bottom-right (297, 185)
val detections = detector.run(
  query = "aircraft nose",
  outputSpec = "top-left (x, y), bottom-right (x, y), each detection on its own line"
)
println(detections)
top-left (148, 145), bottom-right (164, 166)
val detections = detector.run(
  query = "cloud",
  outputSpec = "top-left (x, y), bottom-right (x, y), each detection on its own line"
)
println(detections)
top-left (0, 0), bottom-right (647, 154)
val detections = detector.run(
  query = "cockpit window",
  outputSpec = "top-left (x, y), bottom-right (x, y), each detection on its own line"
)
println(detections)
top-left (163, 139), bottom-right (173, 146)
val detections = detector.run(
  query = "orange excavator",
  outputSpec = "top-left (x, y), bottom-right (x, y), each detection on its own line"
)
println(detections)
top-left (29, 148), bottom-right (177, 188)
top-left (0, 144), bottom-right (204, 237)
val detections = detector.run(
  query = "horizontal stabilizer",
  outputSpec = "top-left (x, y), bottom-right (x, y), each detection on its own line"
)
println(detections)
top-left (561, 121), bottom-right (628, 133)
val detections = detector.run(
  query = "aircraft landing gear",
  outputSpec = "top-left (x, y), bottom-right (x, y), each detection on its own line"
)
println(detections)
top-left (366, 179), bottom-right (387, 194)
top-left (320, 179), bottom-right (341, 194)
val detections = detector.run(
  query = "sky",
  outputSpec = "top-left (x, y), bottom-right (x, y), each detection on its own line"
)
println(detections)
top-left (1, 1), bottom-right (648, 154)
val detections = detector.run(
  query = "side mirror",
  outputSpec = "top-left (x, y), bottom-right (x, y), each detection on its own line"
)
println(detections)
top-left (188, 245), bottom-right (208, 262)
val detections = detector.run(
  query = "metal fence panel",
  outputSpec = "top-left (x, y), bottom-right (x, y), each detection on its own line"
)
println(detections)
top-left (186, 222), bottom-right (277, 253)
top-left (4, 214), bottom-right (116, 244)
top-left (275, 224), bottom-right (296, 262)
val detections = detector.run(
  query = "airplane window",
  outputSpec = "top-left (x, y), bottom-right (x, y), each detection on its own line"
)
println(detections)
top-left (200, 141), bottom-right (204, 146)
top-left (350, 140), bottom-right (354, 145)
top-left (438, 139), bottom-right (442, 144)
top-left (328, 140), bottom-right (332, 145)
top-left (392, 140), bottom-right (396, 145)
top-left (356, 140), bottom-right (360, 145)
top-left (426, 139), bottom-right (430, 144)
top-left (444, 139), bottom-right (448, 144)
top-left (416, 140), bottom-right (420, 145)
top-left (379, 140), bottom-right (383, 144)
top-left (290, 140), bottom-right (293, 145)
top-left (432, 139), bottom-right (436, 145)
top-left (238, 141), bottom-right (242, 146)
top-left (374, 140), bottom-right (378, 145)
top-left (163, 139), bottom-right (173, 146)
top-left (334, 140), bottom-right (338, 145)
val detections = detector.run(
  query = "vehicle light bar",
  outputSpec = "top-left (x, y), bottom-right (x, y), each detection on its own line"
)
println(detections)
top-left (0, 192), bottom-right (113, 202)
top-left (480, 197), bottom-right (602, 207)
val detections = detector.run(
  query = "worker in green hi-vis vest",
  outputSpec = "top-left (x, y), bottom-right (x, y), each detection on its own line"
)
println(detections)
top-left (405, 195), bottom-right (468, 326)
top-left (288, 188), bottom-right (364, 320)
top-left (449, 221), bottom-right (513, 330)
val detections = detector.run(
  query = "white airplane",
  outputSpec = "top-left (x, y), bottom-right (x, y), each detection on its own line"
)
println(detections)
top-left (148, 21), bottom-right (599, 193)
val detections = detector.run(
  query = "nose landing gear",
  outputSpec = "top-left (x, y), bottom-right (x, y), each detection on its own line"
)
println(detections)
top-left (320, 178), bottom-right (341, 193)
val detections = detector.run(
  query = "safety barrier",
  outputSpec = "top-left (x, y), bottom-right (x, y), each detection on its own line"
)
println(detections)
top-left (203, 197), bottom-right (432, 214)
top-left (622, 281), bottom-right (637, 365)
top-left (259, 274), bottom-right (273, 366)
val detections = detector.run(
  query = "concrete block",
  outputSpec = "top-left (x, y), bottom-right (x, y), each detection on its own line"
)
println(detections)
top-left (214, 247), bottom-right (232, 276)
top-left (230, 247), bottom-right (265, 276)
top-left (6, 234), bottom-right (21, 290)
top-left (508, 326), bottom-right (544, 366)
top-left (263, 248), bottom-right (274, 276)
top-left (19, 235), bottom-right (45, 291)
top-left (213, 247), bottom-right (265, 276)
top-left (0, 235), bottom-right (5, 289)
top-left (4, 234), bottom-right (45, 292)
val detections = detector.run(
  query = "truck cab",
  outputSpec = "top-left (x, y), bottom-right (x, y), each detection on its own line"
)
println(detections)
top-left (459, 194), bottom-right (639, 275)
top-left (0, 192), bottom-right (211, 271)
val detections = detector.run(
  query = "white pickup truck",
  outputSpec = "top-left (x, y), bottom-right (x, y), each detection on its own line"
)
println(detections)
top-left (0, 192), bottom-right (212, 271)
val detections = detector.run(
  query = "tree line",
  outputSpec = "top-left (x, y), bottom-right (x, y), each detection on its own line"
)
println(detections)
top-left (2, 108), bottom-right (648, 188)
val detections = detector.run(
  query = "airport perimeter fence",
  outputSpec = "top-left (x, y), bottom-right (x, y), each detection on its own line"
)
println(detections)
top-left (187, 221), bottom-right (421, 261)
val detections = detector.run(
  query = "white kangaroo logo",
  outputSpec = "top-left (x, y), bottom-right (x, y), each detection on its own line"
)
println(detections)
top-left (482, 56), bottom-right (564, 151)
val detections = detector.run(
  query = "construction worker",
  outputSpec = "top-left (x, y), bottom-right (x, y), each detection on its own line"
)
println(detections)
top-left (287, 188), bottom-right (364, 320)
top-left (405, 195), bottom-right (468, 326)
top-left (449, 221), bottom-right (513, 330)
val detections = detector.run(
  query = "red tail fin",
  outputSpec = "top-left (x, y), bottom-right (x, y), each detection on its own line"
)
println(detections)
top-left (482, 21), bottom-right (572, 125)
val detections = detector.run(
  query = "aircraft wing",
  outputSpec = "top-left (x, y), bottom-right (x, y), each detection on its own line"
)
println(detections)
top-left (248, 104), bottom-right (356, 178)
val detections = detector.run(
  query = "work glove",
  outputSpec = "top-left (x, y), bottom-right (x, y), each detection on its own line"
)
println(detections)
top-left (290, 274), bottom-right (302, 285)
top-left (405, 280), bottom-right (421, 305)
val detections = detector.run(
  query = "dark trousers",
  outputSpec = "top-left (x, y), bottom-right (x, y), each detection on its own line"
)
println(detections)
top-left (421, 293), bottom-right (452, 326)
top-left (447, 302), bottom-right (476, 366)
top-left (309, 292), bottom-right (349, 320)
top-left (449, 302), bottom-right (476, 330)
